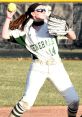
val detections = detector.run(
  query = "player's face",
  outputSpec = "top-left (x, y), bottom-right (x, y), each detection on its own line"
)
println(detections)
top-left (31, 5), bottom-right (46, 22)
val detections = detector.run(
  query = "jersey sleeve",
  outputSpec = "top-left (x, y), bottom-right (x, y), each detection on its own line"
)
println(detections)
top-left (9, 29), bottom-right (26, 47)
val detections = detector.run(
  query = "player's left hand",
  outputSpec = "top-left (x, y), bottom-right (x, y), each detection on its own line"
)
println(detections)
top-left (48, 14), bottom-right (69, 36)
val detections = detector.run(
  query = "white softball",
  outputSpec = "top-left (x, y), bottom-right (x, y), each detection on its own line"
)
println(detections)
top-left (8, 3), bottom-right (16, 12)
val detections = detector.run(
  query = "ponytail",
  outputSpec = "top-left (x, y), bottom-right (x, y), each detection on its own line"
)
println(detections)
top-left (9, 13), bottom-right (29, 30)
top-left (9, 3), bottom-right (42, 31)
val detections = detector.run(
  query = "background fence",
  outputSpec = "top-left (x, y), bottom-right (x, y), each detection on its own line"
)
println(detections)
top-left (0, 3), bottom-right (82, 50)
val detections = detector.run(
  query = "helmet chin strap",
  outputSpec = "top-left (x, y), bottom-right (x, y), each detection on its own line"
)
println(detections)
top-left (32, 20), bottom-right (44, 26)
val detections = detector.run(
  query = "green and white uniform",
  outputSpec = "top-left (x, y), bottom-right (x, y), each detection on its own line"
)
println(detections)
top-left (9, 22), bottom-right (60, 62)
top-left (9, 22), bottom-right (79, 108)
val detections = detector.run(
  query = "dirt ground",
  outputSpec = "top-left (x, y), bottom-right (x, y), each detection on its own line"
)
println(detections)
top-left (0, 106), bottom-right (82, 117)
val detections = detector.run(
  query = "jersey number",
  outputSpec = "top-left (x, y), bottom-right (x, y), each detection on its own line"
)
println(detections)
top-left (48, 46), bottom-right (56, 56)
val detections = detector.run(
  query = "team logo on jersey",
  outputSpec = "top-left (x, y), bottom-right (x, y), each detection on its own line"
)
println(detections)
top-left (30, 38), bottom-right (56, 51)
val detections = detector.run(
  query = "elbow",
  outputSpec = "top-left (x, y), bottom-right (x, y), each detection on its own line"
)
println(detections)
top-left (2, 32), bottom-right (10, 40)
top-left (67, 30), bottom-right (76, 40)
top-left (69, 34), bottom-right (76, 40)
top-left (2, 33), bottom-right (5, 39)
top-left (2, 31), bottom-right (5, 39)
top-left (72, 35), bottom-right (76, 40)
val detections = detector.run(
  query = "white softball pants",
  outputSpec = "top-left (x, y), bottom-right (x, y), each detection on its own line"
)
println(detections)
top-left (22, 61), bottom-right (79, 108)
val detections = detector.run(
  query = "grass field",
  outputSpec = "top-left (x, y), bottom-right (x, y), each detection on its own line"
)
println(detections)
top-left (0, 58), bottom-right (82, 107)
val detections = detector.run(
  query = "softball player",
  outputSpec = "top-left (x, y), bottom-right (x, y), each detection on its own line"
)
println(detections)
top-left (2, 3), bottom-right (79, 117)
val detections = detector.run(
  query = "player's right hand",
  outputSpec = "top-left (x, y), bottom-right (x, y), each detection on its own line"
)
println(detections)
top-left (6, 10), bottom-right (16, 20)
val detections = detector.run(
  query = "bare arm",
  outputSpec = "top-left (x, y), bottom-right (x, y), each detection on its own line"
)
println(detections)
top-left (2, 10), bottom-right (16, 39)
top-left (66, 29), bottom-right (76, 40)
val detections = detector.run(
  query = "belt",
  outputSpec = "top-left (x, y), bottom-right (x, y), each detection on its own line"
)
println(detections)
top-left (33, 59), bottom-right (56, 65)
